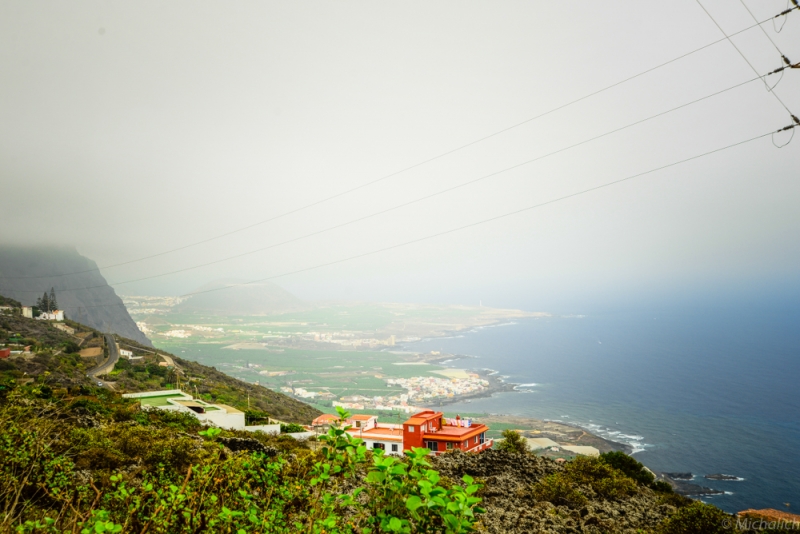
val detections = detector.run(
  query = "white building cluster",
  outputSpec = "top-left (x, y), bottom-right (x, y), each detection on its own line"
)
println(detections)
top-left (386, 376), bottom-right (488, 400)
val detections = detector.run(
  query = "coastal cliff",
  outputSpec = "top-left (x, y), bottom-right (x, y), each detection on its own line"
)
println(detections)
top-left (0, 245), bottom-right (152, 346)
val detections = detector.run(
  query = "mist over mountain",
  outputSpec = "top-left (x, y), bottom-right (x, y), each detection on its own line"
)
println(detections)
top-left (0, 245), bottom-right (152, 346)
top-left (175, 279), bottom-right (310, 315)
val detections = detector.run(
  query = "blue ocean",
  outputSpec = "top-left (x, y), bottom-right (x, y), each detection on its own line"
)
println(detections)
top-left (404, 302), bottom-right (800, 513)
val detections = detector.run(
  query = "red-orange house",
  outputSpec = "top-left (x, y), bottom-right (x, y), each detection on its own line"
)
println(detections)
top-left (402, 410), bottom-right (492, 454)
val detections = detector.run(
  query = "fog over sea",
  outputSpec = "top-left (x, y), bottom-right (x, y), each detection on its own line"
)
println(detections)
top-left (403, 297), bottom-right (800, 513)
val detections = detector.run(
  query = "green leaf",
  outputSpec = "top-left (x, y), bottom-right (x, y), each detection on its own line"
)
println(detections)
top-left (405, 495), bottom-right (423, 512)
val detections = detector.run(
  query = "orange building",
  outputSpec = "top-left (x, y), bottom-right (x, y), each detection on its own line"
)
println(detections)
top-left (402, 410), bottom-right (492, 454)
top-left (321, 410), bottom-right (493, 456)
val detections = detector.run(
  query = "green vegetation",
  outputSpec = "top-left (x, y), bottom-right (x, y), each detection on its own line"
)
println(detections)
top-left (35, 288), bottom-right (58, 314)
top-left (599, 450), bottom-right (655, 486)
top-left (0, 380), bottom-right (741, 532)
top-left (533, 454), bottom-right (648, 508)
top-left (1, 390), bottom-right (484, 533)
top-left (153, 341), bottom-right (445, 397)
top-left (279, 423), bottom-right (305, 433)
top-left (496, 429), bottom-right (530, 455)
top-left (655, 501), bottom-right (737, 534)
top-left (0, 295), bottom-right (22, 308)
top-left (1, 307), bottom-right (320, 424)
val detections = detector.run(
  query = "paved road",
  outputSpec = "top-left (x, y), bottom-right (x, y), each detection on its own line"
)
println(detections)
top-left (86, 334), bottom-right (120, 386)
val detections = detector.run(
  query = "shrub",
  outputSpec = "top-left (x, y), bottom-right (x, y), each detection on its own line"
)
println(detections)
top-left (655, 501), bottom-right (737, 534)
top-left (497, 429), bottom-right (530, 454)
top-left (657, 491), bottom-right (693, 509)
top-left (565, 456), bottom-right (638, 499)
top-left (599, 450), bottom-right (655, 485)
top-left (62, 340), bottom-right (80, 354)
top-left (532, 473), bottom-right (588, 508)
top-left (652, 479), bottom-right (675, 493)
top-left (280, 422), bottom-right (305, 433)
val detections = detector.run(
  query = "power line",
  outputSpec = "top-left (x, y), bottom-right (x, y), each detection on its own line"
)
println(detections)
top-left (7, 73), bottom-right (767, 295)
top-left (695, 0), bottom-right (799, 123)
top-left (738, 0), bottom-right (800, 73)
top-left (53, 123), bottom-right (793, 312)
top-left (738, 0), bottom-right (786, 55)
top-left (6, 8), bottom-right (795, 283)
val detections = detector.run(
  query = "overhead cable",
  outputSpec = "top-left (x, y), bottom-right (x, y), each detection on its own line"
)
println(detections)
top-left (696, 0), bottom-right (800, 124)
top-left (738, 0), bottom-right (800, 74)
top-left (52, 123), bottom-right (794, 311)
top-left (11, 74), bottom-right (769, 295)
top-left (7, 7), bottom-right (796, 282)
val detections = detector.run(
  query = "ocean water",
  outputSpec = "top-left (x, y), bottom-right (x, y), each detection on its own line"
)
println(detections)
top-left (403, 305), bottom-right (800, 513)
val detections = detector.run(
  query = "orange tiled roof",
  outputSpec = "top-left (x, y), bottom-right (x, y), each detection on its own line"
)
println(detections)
top-left (737, 509), bottom-right (800, 522)
top-left (312, 414), bottom-right (339, 425)
top-left (405, 417), bottom-right (427, 425)
top-left (350, 414), bottom-right (375, 421)
top-left (423, 424), bottom-right (487, 441)
top-left (359, 427), bottom-right (403, 440)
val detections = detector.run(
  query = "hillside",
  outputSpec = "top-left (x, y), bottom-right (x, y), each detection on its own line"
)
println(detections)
top-left (0, 393), bottom-right (744, 533)
top-left (0, 245), bottom-right (152, 346)
top-left (175, 279), bottom-right (309, 315)
top-left (104, 335), bottom-right (321, 423)
top-left (0, 305), bottom-right (320, 423)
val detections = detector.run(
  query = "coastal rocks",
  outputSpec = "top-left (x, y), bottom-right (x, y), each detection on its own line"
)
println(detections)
top-left (705, 473), bottom-right (741, 481)
top-left (660, 473), bottom-right (723, 496)
top-left (662, 472), bottom-right (693, 480)
top-left (432, 450), bottom-right (675, 533)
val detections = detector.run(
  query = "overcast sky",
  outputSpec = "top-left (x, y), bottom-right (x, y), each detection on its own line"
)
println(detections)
top-left (1, 0), bottom-right (799, 311)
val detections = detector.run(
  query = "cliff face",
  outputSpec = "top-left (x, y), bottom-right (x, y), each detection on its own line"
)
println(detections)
top-left (0, 245), bottom-right (152, 346)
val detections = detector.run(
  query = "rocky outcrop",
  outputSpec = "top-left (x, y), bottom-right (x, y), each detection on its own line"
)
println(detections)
top-left (0, 245), bottom-right (152, 346)
top-left (433, 449), bottom-right (677, 534)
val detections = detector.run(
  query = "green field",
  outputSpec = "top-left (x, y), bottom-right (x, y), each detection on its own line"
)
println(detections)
top-left (153, 340), bottom-right (446, 397)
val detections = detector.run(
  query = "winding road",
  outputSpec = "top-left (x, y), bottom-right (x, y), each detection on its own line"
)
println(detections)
top-left (86, 334), bottom-right (120, 387)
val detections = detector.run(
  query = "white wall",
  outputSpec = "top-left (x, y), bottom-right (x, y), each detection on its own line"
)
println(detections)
top-left (364, 439), bottom-right (402, 455)
top-left (123, 389), bottom-right (186, 399)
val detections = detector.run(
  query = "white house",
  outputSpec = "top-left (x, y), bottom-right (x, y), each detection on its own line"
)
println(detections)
top-left (37, 310), bottom-right (64, 321)
top-left (22, 306), bottom-right (33, 319)
top-left (344, 414), bottom-right (404, 455)
top-left (122, 390), bottom-right (280, 434)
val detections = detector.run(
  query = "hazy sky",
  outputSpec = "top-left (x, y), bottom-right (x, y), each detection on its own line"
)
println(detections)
top-left (2, 1), bottom-right (799, 311)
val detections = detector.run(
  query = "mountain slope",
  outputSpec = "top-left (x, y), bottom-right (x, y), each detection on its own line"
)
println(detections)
top-left (0, 245), bottom-right (152, 346)
top-left (175, 279), bottom-right (309, 315)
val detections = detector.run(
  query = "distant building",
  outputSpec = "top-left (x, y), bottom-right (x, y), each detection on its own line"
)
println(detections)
top-left (312, 413), bottom-right (340, 429)
top-left (122, 390), bottom-right (280, 434)
top-left (0, 348), bottom-right (10, 359)
top-left (37, 310), bottom-right (64, 321)
top-left (22, 307), bottom-right (33, 319)
top-left (526, 437), bottom-right (560, 450)
top-left (120, 348), bottom-right (133, 357)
